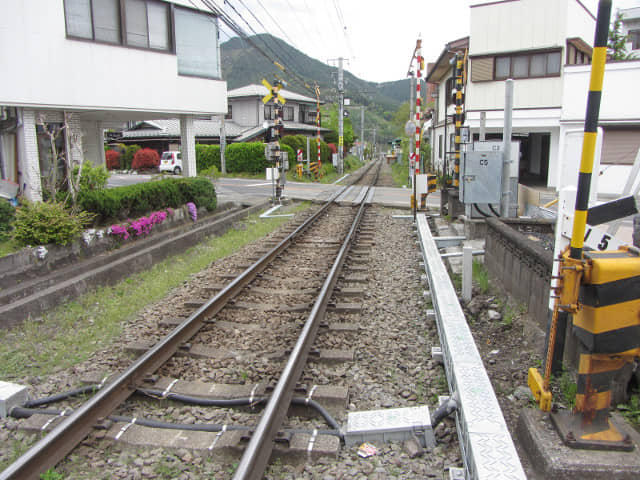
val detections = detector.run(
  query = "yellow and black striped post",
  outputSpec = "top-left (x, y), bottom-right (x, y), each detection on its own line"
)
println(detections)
top-left (546, 0), bottom-right (640, 451)
top-left (453, 53), bottom-right (464, 189)
top-left (569, 0), bottom-right (609, 261)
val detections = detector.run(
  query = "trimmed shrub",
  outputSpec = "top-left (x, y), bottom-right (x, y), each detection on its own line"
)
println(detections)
top-left (105, 150), bottom-right (120, 170)
top-left (77, 177), bottom-right (216, 222)
top-left (195, 144), bottom-right (221, 173)
top-left (13, 201), bottom-right (93, 246)
top-left (78, 163), bottom-right (110, 192)
top-left (132, 148), bottom-right (160, 170)
top-left (123, 144), bottom-right (141, 170)
top-left (0, 200), bottom-right (16, 241)
top-left (225, 143), bottom-right (266, 174)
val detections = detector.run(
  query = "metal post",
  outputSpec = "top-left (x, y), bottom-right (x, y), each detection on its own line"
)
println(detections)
top-left (306, 136), bottom-right (310, 173)
top-left (220, 114), bottom-right (227, 174)
top-left (360, 105), bottom-right (365, 163)
top-left (462, 245), bottom-right (473, 301)
top-left (500, 79), bottom-right (514, 217)
top-left (338, 57), bottom-right (344, 175)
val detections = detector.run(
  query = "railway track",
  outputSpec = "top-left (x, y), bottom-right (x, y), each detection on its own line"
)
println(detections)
top-left (3, 161), bottom-right (406, 479)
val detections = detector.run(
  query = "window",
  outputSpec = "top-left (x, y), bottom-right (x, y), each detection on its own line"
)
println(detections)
top-left (175, 7), bottom-right (220, 78)
top-left (494, 50), bottom-right (561, 79)
top-left (445, 77), bottom-right (455, 106)
top-left (284, 106), bottom-right (294, 122)
top-left (438, 135), bottom-right (443, 159)
top-left (65, 0), bottom-right (121, 43)
top-left (629, 30), bottom-right (640, 50)
top-left (264, 105), bottom-right (275, 120)
top-left (495, 57), bottom-right (510, 79)
top-left (63, 0), bottom-right (171, 51)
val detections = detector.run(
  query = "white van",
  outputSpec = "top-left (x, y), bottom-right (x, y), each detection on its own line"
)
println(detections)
top-left (160, 151), bottom-right (182, 174)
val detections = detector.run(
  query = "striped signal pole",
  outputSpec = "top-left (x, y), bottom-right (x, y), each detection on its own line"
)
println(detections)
top-left (316, 85), bottom-right (321, 172)
top-left (453, 53), bottom-right (464, 189)
top-left (414, 40), bottom-right (423, 175)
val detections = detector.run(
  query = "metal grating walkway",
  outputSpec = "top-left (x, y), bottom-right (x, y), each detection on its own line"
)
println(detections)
top-left (416, 214), bottom-right (526, 480)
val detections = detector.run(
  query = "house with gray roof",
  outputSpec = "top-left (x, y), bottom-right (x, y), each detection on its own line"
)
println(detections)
top-left (118, 84), bottom-right (329, 151)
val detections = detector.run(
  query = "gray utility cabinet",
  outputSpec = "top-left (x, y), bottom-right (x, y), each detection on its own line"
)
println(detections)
top-left (461, 150), bottom-right (502, 204)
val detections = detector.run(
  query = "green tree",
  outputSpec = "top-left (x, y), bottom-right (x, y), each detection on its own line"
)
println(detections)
top-left (391, 102), bottom-right (411, 137)
top-left (324, 105), bottom-right (354, 151)
top-left (608, 12), bottom-right (636, 60)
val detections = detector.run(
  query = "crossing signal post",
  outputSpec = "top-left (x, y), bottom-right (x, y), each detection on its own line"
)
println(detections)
top-left (263, 78), bottom-right (286, 203)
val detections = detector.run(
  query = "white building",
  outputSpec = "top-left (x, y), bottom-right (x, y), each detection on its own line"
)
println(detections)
top-left (619, 6), bottom-right (640, 56)
top-left (119, 84), bottom-right (327, 149)
top-left (0, 0), bottom-right (227, 201)
top-left (428, 0), bottom-right (596, 196)
top-left (561, 59), bottom-right (640, 197)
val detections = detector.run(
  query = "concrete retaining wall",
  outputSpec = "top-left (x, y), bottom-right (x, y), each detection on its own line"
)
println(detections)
top-left (484, 217), bottom-right (554, 330)
top-left (0, 200), bottom-right (270, 328)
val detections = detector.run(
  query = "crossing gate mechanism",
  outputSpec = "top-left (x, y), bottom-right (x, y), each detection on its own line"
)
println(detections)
top-left (529, 245), bottom-right (640, 450)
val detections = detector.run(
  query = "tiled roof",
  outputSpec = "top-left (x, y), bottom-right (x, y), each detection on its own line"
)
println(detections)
top-left (228, 84), bottom-right (320, 104)
top-left (121, 119), bottom-right (245, 139)
top-left (121, 119), bottom-right (328, 142)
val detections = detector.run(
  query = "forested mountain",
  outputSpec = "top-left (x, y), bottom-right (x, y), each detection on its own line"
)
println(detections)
top-left (221, 33), bottom-right (413, 144)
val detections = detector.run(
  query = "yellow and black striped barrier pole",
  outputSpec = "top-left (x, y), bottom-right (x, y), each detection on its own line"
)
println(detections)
top-left (541, 0), bottom-right (640, 451)
top-left (569, 0), bottom-right (609, 261)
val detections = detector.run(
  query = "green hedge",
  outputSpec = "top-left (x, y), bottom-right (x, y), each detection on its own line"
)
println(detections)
top-left (195, 144), bottom-right (221, 172)
top-left (280, 135), bottom-right (331, 164)
top-left (78, 177), bottom-right (216, 222)
top-left (196, 141), bottom-right (320, 175)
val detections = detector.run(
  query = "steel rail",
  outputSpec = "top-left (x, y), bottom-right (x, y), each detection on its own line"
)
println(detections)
top-left (233, 167), bottom-right (379, 480)
top-left (0, 160), bottom-right (380, 480)
top-left (0, 187), bottom-right (351, 480)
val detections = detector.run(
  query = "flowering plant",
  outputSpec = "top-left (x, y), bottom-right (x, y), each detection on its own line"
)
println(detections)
top-left (186, 202), bottom-right (197, 222)
top-left (108, 209), bottom-right (169, 240)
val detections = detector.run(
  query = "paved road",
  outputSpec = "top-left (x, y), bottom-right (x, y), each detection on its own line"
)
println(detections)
top-left (107, 173), bottom-right (157, 188)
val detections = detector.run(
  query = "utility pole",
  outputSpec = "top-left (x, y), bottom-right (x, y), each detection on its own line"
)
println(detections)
top-left (372, 128), bottom-right (376, 159)
top-left (338, 57), bottom-right (345, 175)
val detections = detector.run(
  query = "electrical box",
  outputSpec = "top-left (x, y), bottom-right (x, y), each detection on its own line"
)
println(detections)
top-left (462, 151), bottom-right (502, 204)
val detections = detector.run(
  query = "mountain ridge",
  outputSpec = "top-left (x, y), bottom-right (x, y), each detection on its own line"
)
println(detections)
top-left (221, 33), bottom-right (412, 143)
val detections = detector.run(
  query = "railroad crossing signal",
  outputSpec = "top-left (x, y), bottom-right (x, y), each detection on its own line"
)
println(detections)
top-left (262, 78), bottom-right (286, 105)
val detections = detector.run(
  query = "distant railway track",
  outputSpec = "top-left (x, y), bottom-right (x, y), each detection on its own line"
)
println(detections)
top-left (1, 161), bottom-right (383, 480)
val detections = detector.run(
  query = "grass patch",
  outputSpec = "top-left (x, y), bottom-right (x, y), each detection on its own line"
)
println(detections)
top-left (556, 369), bottom-right (577, 409)
top-left (618, 390), bottom-right (640, 427)
top-left (0, 237), bottom-right (22, 258)
top-left (472, 259), bottom-right (490, 294)
top-left (391, 160), bottom-right (410, 187)
top-left (0, 204), bottom-right (309, 381)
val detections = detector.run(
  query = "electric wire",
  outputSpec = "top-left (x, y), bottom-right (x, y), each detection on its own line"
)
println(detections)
top-left (229, 0), bottom-right (310, 81)
top-left (198, 0), bottom-right (316, 93)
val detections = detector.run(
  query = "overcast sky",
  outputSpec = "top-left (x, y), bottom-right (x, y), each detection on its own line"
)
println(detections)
top-left (215, 0), bottom-right (637, 84)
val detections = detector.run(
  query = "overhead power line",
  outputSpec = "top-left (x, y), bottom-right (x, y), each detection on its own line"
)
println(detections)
top-left (197, 0), bottom-right (316, 93)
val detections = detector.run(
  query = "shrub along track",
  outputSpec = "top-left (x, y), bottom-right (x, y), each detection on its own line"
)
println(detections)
top-left (1, 160), bottom-right (462, 479)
